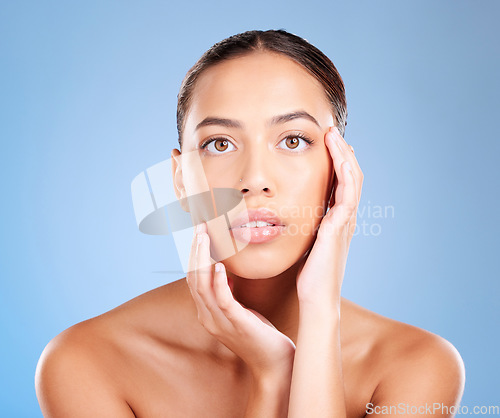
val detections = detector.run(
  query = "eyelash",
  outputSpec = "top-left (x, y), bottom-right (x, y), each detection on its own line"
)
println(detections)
top-left (199, 133), bottom-right (315, 154)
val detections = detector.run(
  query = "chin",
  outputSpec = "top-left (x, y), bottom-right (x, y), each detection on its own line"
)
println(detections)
top-left (222, 247), bottom-right (302, 280)
top-left (208, 224), bottom-right (316, 279)
top-left (226, 263), bottom-right (290, 280)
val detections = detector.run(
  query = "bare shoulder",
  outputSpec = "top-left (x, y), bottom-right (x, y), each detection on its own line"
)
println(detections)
top-left (35, 278), bottom-right (188, 417)
top-left (342, 299), bottom-right (465, 415)
top-left (35, 318), bottom-right (135, 417)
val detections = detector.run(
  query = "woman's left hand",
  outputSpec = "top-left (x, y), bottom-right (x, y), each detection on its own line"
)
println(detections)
top-left (295, 126), bottom-right (363, 308)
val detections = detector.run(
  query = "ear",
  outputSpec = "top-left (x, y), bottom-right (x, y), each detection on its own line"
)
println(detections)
top-left (171, 148), bottom-right (190, 212)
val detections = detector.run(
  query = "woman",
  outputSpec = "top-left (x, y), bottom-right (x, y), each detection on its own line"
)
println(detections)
top-left (36, 29), bottom-right (465, 417)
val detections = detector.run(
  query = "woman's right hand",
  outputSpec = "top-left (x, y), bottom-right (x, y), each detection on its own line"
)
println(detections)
top-left (186, 221), bottom-right (296, 381)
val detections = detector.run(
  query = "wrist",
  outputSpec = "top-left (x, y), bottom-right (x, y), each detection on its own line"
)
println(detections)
top-left (250, 360), bottom-right (293, 386)
top-left (245, 366), bottom-right (292, 418)
top-left (298, 298), bottom-right (341, 322)
top-left (251, 369), bottom-right (293, 402)
top-left (297, 285), bottom-right (342, 310)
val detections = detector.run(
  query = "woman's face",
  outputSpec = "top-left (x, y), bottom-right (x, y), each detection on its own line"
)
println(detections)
top-left (173, 51), bottom-right (335, 279)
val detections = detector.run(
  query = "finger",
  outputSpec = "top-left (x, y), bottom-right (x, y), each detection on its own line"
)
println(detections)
top-left (186, 224), bottom-right (202, 293)
top-left (325, 129), bottom-right (347, 208)
top-left (329, 127), bottom-right (363, 203)
top-left (195, 231), bottom-right (220, 311)
top-left (195, 230), bottom-right (216, 305)
top-left (332, 128), bottom-right (363, 201)
top-left (330, 127), bottom-right (359, 175)
top-left (186, 226), bottom-right (214, 324)
top-left (333, 131), bottom-right (361, 239)
top-left (334, 171), bottom-right (344, 211)
top-left (213, 262), bottom-right (243, 322)
top-left (196, 225), bottom-right (235, 332)
top-left (336, 161), bottom-right (358, 227)
top-left (194, 227), bottom-right (219, 325)
top-left (186, 224), bottom-right (199, 275)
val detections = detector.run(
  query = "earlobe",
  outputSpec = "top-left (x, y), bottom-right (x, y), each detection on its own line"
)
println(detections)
top-left (171, 149), bottom-right (190, 212)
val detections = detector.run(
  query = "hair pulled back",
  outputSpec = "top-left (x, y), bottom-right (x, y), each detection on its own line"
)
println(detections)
top-left (176, 29), bottom-right (347, 150)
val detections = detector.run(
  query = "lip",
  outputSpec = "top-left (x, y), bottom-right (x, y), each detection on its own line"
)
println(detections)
top-left (229, 208), bottom-right (285, 230)
top-left (229, 208), bottom-right (286, 244)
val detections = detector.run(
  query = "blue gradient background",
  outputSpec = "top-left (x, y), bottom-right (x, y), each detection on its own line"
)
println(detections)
top-left (1, 1), bottom-right (499, 416)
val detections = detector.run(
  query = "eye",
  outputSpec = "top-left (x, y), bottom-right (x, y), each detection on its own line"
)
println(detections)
top-left (200, 137), bottom-right (236, 155)
top-left (277, 133), bottom-right (315, 152)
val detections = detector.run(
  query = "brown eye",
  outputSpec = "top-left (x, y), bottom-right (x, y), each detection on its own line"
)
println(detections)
top-left (278, 134), bottom-right (314, 152)
top-left (201, 137), bottom-right (236, 154)
top-left (214, 139), bottom-right (229, 152)
top-left (285, 137), bottom-right (299, 149)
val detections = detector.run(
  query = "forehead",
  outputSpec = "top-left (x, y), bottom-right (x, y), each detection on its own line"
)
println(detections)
top-left (185, 51), bottom-right (334, 133)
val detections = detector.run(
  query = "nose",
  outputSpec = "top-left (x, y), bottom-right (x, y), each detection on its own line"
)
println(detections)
top-left (238, 144), bottom-right (275, 198)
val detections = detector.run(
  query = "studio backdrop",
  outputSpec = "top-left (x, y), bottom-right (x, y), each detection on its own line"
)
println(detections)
top-left (0, 0), bottom-right (499, 416)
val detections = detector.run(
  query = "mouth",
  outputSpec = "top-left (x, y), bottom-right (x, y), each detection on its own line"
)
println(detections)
top-left (229, 208), bottom-right (285, 230)
top-left (228, 208), bottom-right (286, 244)
top-left (229, 222), bottom-right (285, 244)
top-left (233, 221), bottom-right (280, 228)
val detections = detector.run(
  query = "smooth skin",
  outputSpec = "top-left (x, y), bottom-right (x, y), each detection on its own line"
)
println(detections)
top-left (188, 124), bottom-right (358, 417)
top-left (35, 51), bottom-right (465, 417)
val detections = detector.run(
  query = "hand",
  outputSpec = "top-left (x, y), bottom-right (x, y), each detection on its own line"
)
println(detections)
top-left (296, 126), bottom-right (363, 307)
top-left (186, 221), bottom-right (296, 380)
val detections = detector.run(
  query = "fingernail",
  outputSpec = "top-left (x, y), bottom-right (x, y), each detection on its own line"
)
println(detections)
top-left (197, 233), bottom-right (203, 244)
top-left (196, 223), bottom-right (202, 234)
top-left (215, 263), bottom-right (221, 272)
top-left (345, 161), bottom-right (353, 172)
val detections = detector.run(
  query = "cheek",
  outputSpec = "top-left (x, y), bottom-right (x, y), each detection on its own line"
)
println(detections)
top-left (285, 157), bottom-right (332, 208)
top-left (283, 159), bottom-right (332, 235)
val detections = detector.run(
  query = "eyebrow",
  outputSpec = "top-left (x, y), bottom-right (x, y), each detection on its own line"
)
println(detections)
top-left (194, 110), bottom-right (321, 131)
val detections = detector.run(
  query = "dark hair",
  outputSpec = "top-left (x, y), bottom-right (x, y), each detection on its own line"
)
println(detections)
top-left (176, 29), bottom-right (347, 150)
